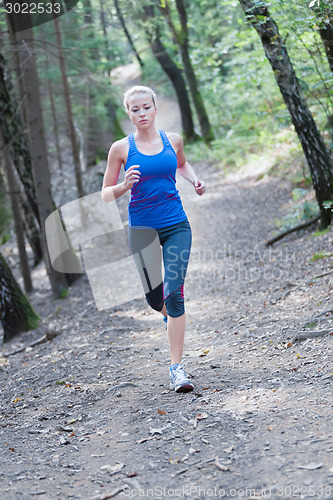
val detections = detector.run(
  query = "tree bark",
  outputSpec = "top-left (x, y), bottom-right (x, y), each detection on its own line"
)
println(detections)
top-left (0, 42), bottom-right (40, 225)
top-left (9, 21), bottom-right (68, 296)
top-left (319, 19), bottom-right (333, 74)
top-left (53, 15), bottom-right (84, 198)
top-left (19, 193), bottom-right (43, 266)
top-left (143, 4), bottom-right (198, 142)
top-left (0, 131), bottom-right (32, 292)
top-left (0, 252), bottom-right (39, 342)
top-left (43, 44), bottom-right (63, 172)
top-left (161, 0), bottom-right (214, 142)
top-left (114, 0), bottom-right (144, 68)
top-left (239, 0), bottom-right (333, 227)
top-left (99, 0), bottom-right (112, 64)
top-left (0, 40), bottom-right (42, 266)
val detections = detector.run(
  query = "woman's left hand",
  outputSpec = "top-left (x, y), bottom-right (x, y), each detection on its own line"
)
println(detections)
top-left (194, 179), bottom-right (205, 196)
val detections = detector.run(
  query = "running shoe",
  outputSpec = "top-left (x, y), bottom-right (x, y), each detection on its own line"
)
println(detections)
top-left (169, 364), bottom-right (194, 393)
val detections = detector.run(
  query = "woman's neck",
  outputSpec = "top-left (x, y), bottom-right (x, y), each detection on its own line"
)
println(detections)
top-left (134, 126), bottom-right (160, 144)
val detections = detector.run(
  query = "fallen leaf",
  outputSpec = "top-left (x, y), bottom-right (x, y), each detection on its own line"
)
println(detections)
top-left (137, 436), bottom-right (156, 444)
top-left (101, 463), bottom-right (125, 474)
top-left (157, 408), bottom-right (166, 415)
top-left (267, 426), bottom-right (274, 431)
top-left (0, 357), bottom-right (9, 367)
top-left (196, 413), bottom-right (208, 420)
top-left (215, 458), bottom-right (230, 471)
top-left (126, 471), bottom-right (138, 478)
top-left (199, 350), bottom-right (210, 357)
top-left (298, 463), bottom-right (323, 470)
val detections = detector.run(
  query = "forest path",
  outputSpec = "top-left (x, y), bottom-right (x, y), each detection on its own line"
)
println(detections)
top-left (1, 64), bottom-right (333, 499)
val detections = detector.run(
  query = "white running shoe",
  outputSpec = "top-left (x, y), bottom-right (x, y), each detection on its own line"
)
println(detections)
top-left (169, 364), bottom-right (194, 393)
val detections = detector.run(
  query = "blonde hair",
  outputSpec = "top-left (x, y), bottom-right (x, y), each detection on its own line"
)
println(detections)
top-left (123, 85), bottom-right (157, 111)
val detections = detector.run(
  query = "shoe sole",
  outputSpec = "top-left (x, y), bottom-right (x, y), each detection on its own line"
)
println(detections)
top-left (171, 382), bottom-right (194, 393)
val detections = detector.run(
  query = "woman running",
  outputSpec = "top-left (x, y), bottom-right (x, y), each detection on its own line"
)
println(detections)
top-left (102, 85), bottom-right (205, 392)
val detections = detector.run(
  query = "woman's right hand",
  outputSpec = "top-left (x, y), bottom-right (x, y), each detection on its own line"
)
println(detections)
top-left (124, 164), bottom-right (141, 190)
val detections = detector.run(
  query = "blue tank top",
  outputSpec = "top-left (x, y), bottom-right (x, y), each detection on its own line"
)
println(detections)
top-left (124, 130), bottom-right (187, 229)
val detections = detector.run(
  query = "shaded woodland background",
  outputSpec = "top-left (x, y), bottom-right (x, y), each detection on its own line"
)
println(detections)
top-left (0, 0), bottom-right (332, 340)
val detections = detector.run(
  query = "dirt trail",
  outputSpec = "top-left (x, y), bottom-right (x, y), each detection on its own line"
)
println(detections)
top-left (1, 65), bottom-right (332, 499)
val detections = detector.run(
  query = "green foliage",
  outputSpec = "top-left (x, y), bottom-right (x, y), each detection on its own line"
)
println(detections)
top-left (19, 0), bottom-right (333, 196)
top-left (59, 288), bottom-right (68, 299)
top-left (323, 200), bottom-right (333, 211)
top-left (20, 295), bottom-right (40, 329)
top-left (309, 251), bottom-right (333, 261)
top-left (311, 228), bottom-right (330, 237)
top-left (275, 198), bottom-right (319, 230)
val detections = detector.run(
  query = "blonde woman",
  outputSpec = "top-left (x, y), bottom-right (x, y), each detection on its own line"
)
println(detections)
top-left (102, 86), bottom-right (205, 392)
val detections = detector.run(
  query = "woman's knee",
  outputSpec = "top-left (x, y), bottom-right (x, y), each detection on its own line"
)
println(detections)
top-left (145, 283), bottom-right (164, 312)
top-left (165, 286), bottom-right (185, 317)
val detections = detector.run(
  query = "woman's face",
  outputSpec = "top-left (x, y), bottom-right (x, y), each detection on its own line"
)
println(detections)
top-left (127, 93), bottom-right (157, 128)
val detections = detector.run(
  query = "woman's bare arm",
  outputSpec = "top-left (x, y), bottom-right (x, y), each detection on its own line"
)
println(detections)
top-left (102, 140), bottom-right (140, 201)
top-left (169, 133), bottom-right (205, 196)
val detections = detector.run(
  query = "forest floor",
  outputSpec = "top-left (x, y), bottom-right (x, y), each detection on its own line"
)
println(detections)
top-left (1, 65), bottom-right (333, 499)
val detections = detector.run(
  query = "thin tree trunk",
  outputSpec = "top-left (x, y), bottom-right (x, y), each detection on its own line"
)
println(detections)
top-left (0, 44), bottom-right (40, 225)
top-left (319, 19), bottom-right (333, 74)
top-left (0, 131), bottom-right (32, 292)
top-left (161, 0), bottom-right (214, 142)
top-left (99, 0), bottom-right (112, 64)
top-left (143, 5), bottom-right (198, 142)
top-left (9, 22), bottom-right (68, 297)
top-left (239, 0), bottom-right (333, 228)
top-left (0, 39), bottom-right (42, 266)
top-left (19, 193), bottom-right (43, 266)
top-left (53, 15), bottom-right (84, 198)
top-left (105, 99), bottom-right (124, 141)
top-left (0, 252), bottom-right (39, 342)
top-left (114, 0), bottom-right (144, 68)
top-left (43, 44), bottom-right (63, 172)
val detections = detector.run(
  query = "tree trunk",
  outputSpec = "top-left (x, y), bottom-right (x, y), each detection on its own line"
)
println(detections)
top-left (319, 19), bottom-right (333, 74)
top-left (143, 5), bottom-right (198, 142)
top-left (53, 16), bottom-right (84, 198)
top-left (0, 252), bottom-right (39, 342)
top-left (239, 0), bottom-right (333, 228)
top-left (43, 44), bottom-right (63, 172)
top-left (114, 0), bottom-right (144, 68)
top-left (0, 44), bottom-right (40, 225)
top-left (105, 99), bottom-right (124, 141)
top-left (0, 40), bottom-right (42, 266)
top-left (9, 22), bottom-right (68, 296)
top-left (99, 0), bottom-right (112, 64)
top-left (0, 131), bottom-right (32, 292)
top-left (161, 0), bottom-right (214, 142)
top-left (19, 193), bottom-right (43, 267)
